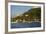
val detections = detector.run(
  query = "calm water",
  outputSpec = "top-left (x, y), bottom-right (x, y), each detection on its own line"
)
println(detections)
top-left (11, 22), bottom-right (41, 28)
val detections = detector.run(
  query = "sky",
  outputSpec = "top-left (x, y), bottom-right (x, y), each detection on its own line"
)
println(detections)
top-left (11, 5), bottom-right (32, 18)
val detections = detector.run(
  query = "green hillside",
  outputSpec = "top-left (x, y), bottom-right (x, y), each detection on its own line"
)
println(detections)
top-left (11, 8), bottom-right (41, 22)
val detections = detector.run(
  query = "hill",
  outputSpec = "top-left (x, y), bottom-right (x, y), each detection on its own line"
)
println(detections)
top-left (11, 7), bottom-right (41, 22)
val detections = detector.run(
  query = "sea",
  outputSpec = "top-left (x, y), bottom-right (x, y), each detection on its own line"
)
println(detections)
top-left (11, 21), bottom-right (41, 28)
